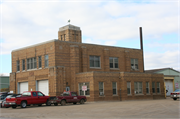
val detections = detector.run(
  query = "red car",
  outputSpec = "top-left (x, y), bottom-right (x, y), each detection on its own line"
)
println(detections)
top-left (49, 91), bottom-right (87, 106)
top-left (5, 91), bottom-right (50, 108)
top-left (1, 94), bottom-right (21, 108)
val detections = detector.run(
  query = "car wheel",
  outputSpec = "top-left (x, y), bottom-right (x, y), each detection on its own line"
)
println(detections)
top-left (173, 98), bottom-right (177, 100)
top-left (80, 99), bottom-right (84, 104)
top-left (54, 103), bottom-right (58, 106)
top-left (61, 100), bottom-right (66, 106)
top-left (12, 105), bottom-right (17, 109)
top-left (21, 101), bottom-right (27, 108)
top-left (73, 102), bottom-right (77, 105)
top-left (46, 100), bottom-right (51, 106)
top-left (38, 104), bottom-right (42, 106)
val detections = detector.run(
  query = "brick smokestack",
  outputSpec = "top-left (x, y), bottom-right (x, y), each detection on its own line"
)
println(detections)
top-left (139, 27), bottom-right (145, 72)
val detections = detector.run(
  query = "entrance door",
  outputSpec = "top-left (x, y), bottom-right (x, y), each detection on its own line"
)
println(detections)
top-left (165, 79), bottom-right (173, 96)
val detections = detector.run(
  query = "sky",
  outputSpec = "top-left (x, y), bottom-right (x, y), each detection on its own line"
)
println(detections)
top-left (0, 0), bottom-right (179, 76)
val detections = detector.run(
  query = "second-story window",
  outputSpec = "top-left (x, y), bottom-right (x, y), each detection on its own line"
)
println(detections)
top-left (38, 56), bottom-right (42, 68)
top-left (27, 57), bottom-right (37, 70)
top-left (45, 55), bottom-right (49, 67)
top-left (131, 59), bottom-right (138, 70)
top-left (89, 56), bottom-right (100, 68)
top-left (109, 57), bottom-right (118, 68)
top-left (22, 59), bottom-right (25, 71)
top-left (64, 34), bottom-right (66, 41)
top-left (16, 60), bottom-right (20, 72)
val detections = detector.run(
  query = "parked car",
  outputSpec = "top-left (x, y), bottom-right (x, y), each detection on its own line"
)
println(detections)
top-left (1, 94), bottom-right (21, 108)
top-left (170, 89), bottom-right (180, 100)
top-left (5, 91), bottom-right (50, 109)
top-left (0, 93), bottom-right (11, 108)
top-left (49, 91), bottom-right (87, 106)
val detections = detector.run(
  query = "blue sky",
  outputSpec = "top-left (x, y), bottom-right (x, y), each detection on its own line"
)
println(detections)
top-left (0, 0), bottom-right (179, 75)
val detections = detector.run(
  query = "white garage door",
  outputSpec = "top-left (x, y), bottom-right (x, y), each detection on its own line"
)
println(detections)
top-left (37, 80), bottom-right (49, 96)
top-left (165, 79), bottom-right (173, 96)
top-left (19, 82), bottom-right (28, 94)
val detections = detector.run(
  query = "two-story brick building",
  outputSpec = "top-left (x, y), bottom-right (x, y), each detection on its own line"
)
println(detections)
top-left (10, 24), bottom-right (165, 101)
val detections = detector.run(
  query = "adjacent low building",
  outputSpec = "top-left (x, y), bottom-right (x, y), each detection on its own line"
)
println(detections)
top-left (146, 68), bottom-right (180, 96)
top-left (10, 24), bottom-right (165, 101)
top-left (0, 76), bottom-right (9, 92)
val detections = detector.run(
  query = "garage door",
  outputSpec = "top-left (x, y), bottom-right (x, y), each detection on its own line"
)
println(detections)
top-left (37, 80), bottom-right (49, 96)
top-left (165, 79), bottom-right (173, 96)
top-left (19, 82), bottom-right (28, 94)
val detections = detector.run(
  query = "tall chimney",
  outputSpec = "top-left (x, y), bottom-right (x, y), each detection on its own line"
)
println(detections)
top-left (139, 27), bottom-right (145, 72)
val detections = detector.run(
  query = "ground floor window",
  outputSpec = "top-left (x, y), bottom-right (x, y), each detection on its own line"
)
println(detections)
top-left (127, 82), bottom-right (131, 94)
top-left (112, 82), bottom-right (117, 95)
top-left (99, 82), bottom-right (104, 96)
top-left (146, 82), bottom-right (149, 94)
top-left (152, 82), bottom-right (155, 93)
top-left (134, 82), bottom-right (143, 94)
top-left (79, 82), bottom-right (90, 96)
top-left (157, 82), bottom-right (160, 93)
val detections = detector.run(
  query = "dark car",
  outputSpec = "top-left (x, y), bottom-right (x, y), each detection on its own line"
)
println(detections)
top-left (1, 94), bottom-right (21, 108)
top-left (0, 93), bottom-right (9, 107)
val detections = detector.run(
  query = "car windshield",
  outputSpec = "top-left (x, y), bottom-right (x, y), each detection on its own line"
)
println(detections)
top-left (174, 89), bottom-right (180, 92)
top-left (0, 95), bottom-right (7, 100)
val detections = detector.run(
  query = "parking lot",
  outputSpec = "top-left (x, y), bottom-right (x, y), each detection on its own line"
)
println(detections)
top-left (0, 97), bottom-right (180, 119)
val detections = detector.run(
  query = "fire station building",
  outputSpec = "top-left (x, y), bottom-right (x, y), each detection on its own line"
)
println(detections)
top-left (10, 24), bottom-right (165, 101)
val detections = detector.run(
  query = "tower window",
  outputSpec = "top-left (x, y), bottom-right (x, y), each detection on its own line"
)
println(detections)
top-left (64, 34), bottom-right (66, 41)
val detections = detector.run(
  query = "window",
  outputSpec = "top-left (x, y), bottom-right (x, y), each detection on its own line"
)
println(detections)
top-left (32, 92), bottom-right (37, 97)
top-left (127, 82), bottom-right (131, 94)
top-left (45, 55), bottom-right (49, 67)
top-left (17, 60), bottom-right (20, 71)
top-left (157, 82), bottom-right (160, 93)
top-left (79, 82), bottom-right (90, 96)
top-left (131, 59), bottom-right (138, 70)
top-left (27, 57), bottom-right (37, 70)
top-left (64, 34), bottom-right (66, 41)
top-left (71, 92), bottom-right (78, 96)
top-left (22, 59), bottom-right (25, 71)
top-left (89, 56), bottom-right (100, 68)
top-left (62, 92), bottom-right (70, 96)
top-left (99, 82), bottom-right (104, 96)
top-left (112, 82), bottom-right (117, 95)
top-left (61, 35), bottom-right (63, 41)
top-left (37, 92), bottom-right (44, 96)
top-left (134, 82), bottom-right (143, 94)
top-left (109, 57), bottom-right (118, 68)
top-left (152, 82), bottom-right (155, 93)
top-left (38, 56), bottom-right (42, 68)
top-left (146, 82), bottom-right (149, 94)
top-left (22, 92), bottom-right (31, 96)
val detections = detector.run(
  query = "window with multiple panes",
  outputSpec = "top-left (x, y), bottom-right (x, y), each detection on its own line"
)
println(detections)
top-left (112, 82), bottom-right (117, 95)
top-left (131, 59), bottom-right (138, 70)
top-left (99, 82), bottom-right (104, 96)
top-left (38, 56), bottom-right (42, 68)
top-left (146, 82), bottom-right (149, 94)
top-left (152, 82), bottom-right (155, 93)
top-left (127, 82), bottom-right (131, 94)
top-left (22, 59), bottom-right (25, 71)
top-left (45, 55), bottom-right (49, 67)
top-left (27, 57), bottom-right (37, 70)
top-left (157, 82), bottom-right (160, 93)
top-left (16, 60), bottom-right (20, 71)
top-left (109, 57), bottom-right (118, 68)
top-left (134, 82), bottom-right (143, 94)
top-left (61, 35), bottom-right (63, 41)
top-left (89, 56), bottom-right (100, 68)
top-left (79, 82), bottom-right (90, 96)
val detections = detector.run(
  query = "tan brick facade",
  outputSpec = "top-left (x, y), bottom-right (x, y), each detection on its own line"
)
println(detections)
top-left (10, 24), bottom-right (165, 101)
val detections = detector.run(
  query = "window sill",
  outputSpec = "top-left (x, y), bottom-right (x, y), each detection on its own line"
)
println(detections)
top-left (127, 94), bottom-right (132, 96)
top-left (16, 71), bottom-right (20, 73)
top-left (134, 94), bottom-right (144, 96)
top-left (27, 68), bottom-right (38, 71)
top-left (99, 95), bottom-right (105, 97)
top-left (113, 95), bottom-right (118, 96)
top-left (131, 69), bottom-right (139, 71)
top-left (110, 68), bottom-right (119, 70)
top-left (90, 67), bottom-right (101, 69)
